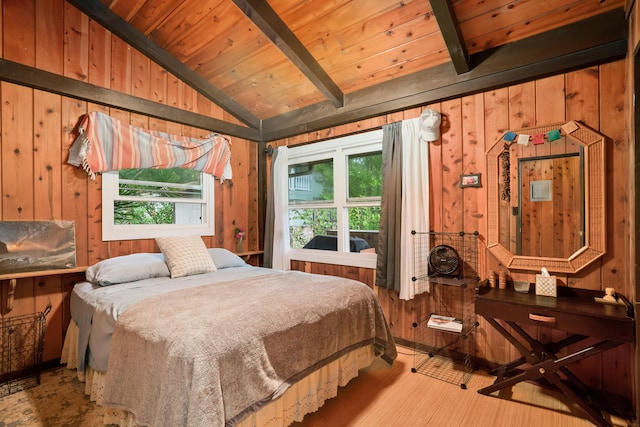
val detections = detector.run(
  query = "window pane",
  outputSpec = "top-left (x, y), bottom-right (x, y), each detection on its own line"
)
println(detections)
top-left (289, 208), bottom-right (337, 249)
top-left (119, 168), bottom-right (202, 199)
top-left (348, 206), bottom-right (380, 251)
top-left (119, 168), bottom-right (200, 184)
top-left (288, 159), bottom-right (333, 203)
top-left (348, 152), bottom-right (382, 198)
top-left (114, 201), bottom-right (203, 225)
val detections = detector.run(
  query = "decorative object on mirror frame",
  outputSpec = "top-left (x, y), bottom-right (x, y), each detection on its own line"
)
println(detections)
top-left (460, 173), bottom-right (481, 188)
top-left (501, 120), bottom-right (579, 147)
top-left (498, 120), bottom-right (580, 202)
top-left (419, 108), bottom-right (442, 142)
top-left (500, 145), bottom-right (511, 202)
top-left (535, 267), bottom-right (557, 297)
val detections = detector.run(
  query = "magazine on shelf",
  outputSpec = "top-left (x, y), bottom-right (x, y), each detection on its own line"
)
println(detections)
top-left (427, 314), bottom-right (463, 333)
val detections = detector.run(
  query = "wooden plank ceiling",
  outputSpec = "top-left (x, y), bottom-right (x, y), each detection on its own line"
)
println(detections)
top-left (66, 0), bottom-right (626, 141)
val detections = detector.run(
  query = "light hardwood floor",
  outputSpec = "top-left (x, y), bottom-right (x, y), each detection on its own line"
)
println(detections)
top-left (0, 346), bottom-right (630, 426)
top-left (293, 347), bottom-right (632, 427)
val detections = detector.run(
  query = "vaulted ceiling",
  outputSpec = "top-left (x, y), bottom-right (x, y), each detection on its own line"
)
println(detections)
top-left (66, 0), bottom-right (627, 142)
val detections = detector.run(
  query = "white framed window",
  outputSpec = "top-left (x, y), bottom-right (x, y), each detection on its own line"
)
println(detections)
top-left (287, 129), bottom-right (382, 268)
top-left (102, 168), bottom-right (214, 241)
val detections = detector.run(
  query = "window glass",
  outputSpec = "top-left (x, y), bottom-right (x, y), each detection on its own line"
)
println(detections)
top-left (115, 168), bottom-right (204, 225)
top-left (348, 152), bottom-right (382, 199)
top-left (348, 206), bottom-right (381, 250)
top-left (118, 168), bottom-right (202, 199)
top-left (289, 208), bottom-right (337, 249)
top-left (288, 158), bottom-right (334, 203)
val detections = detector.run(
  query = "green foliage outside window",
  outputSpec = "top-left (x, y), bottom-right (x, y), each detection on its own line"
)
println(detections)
top-left (289, 208), bottom-right (337, 249)
top-left (348, 152), bottom-right (382, 199)
top-left (115, 168), bottom-right (201, 225)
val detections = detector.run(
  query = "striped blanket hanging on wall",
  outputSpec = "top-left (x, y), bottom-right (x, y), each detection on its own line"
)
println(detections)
top-left (67, 111), bottom-right (232, 181)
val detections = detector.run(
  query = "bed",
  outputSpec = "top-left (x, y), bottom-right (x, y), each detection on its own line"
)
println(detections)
top-left (61, 238), bottom-right (396, 427)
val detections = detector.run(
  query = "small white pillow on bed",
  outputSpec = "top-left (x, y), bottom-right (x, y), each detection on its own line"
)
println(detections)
top-left (156, 236), bottom-right (217, 278)
top-left (86, 253), bottom-right (170, 286)
top-left (208, 248), bottom-right (248, 269)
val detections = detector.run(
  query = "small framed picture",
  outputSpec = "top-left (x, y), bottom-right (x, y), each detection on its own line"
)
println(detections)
top-left (460, 173), bottom-right (481, 188)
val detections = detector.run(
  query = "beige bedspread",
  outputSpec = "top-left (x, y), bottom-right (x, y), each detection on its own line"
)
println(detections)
top-left (102, 270), bottom-right (396, 427)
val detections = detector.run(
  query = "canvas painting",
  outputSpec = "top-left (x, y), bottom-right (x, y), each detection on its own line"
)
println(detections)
top-left (0, 221), bottom-right (76, 275)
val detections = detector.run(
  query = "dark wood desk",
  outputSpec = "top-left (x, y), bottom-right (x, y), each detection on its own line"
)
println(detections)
top-left (475, 285), bottom-right (634, 427)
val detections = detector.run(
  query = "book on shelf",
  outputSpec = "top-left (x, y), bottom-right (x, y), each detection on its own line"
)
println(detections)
top-left (427, 314), bottom-right (463, 333)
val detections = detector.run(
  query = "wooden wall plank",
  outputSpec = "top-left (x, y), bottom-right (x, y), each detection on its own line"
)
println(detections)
top-left (131, 49), bottom-right (150, 100)
top-left (484, 87), bottom-right (510, 282)
top-left (88, 20), bottom-right (112, 87)
top-left (61, 97), bottom-right (88, 266)
top-left (481, 88), bottom-right (511, 364)
top-left (229, 138), bottom-right (250, 250)
top-left (36, 0), bottom-right (64, 73)
top-left (566, 66), bottom-right (600, 128)
top-left (461, 93), bottom-right (487, 360)
top-left (86, 16), bottom-right (111, 264)
top-left (33, 90), bottom-right (62, 220)
top-left (508, 82), bottom-right (535, 130)
top-left (63, 1), bottom-right (89, 81)
top-left (3, 0), bottom-right (35, 65)
top-left (0, 0), bottom-right (3, 57)
top-left (427, 103), bottom-right (443, 232)
top-left (1, 83), bottom-right (34, 220)
top-left (535, 74), bottom-right (566, 125)
top-left (36, 276), bottom-right (64, 361)
top-left (598, 59), bottom-right (633, 398)
top-left (110, 36), bottom-right (132, 92)
top-left (2, 278), bottom-right (35, 318)
top-left (441, 99), bottom-right (464, 233)
top-left (150, 62), bottom-right (168, 104)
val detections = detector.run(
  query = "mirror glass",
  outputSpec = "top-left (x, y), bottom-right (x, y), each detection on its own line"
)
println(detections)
top-left (487, 122), bottom-right (605, 273)
top-left (500, 146), bottom-right (584, 257)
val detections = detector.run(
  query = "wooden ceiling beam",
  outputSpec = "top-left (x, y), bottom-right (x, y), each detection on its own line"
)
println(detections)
top-left (0, 58), bottom-right (261, 141)
top-left (65, 0), bottom-right (261, 130)
top-left (231, 0), bottom-right (344, 108)
top-left (260, 8), bottom-right (627, 142)
top-left (430, 0), bottom-right (470, 74)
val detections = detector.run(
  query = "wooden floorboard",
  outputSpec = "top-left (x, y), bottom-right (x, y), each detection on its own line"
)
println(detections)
top-left (293, 347), bottom-right (631, 427)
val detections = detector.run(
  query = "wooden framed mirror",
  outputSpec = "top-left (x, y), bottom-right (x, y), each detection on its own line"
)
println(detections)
top-left (486, 121), bottom-right (606, 273)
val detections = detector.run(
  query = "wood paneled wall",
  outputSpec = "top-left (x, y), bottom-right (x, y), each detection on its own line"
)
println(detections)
top-left (0, 1), bottom-right (259, 362)
top-left (283, 60), bottom-right (633, 400)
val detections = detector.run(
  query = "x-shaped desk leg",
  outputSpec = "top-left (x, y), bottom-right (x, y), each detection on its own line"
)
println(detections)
top-left (478, 317), bottom-right (621, 427)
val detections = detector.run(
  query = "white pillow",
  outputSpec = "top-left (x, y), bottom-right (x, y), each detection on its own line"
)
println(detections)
top-left (208, 248), bottom-right (248, 269)
top-left (155, 236), bottom-right (217, 278)
top-left (86, 253), bottom-right (170, 286)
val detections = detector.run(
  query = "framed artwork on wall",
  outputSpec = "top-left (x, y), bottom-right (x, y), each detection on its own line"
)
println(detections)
top-left (0, 220), bottom-right (76, 275)
top-left (460, 173), bottom-right (482, 188)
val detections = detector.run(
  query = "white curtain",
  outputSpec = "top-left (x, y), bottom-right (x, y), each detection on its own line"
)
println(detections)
top-left (271, 146), bottom-right (290, 270)
top-left (399, 118), bottom-right (430, 300)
